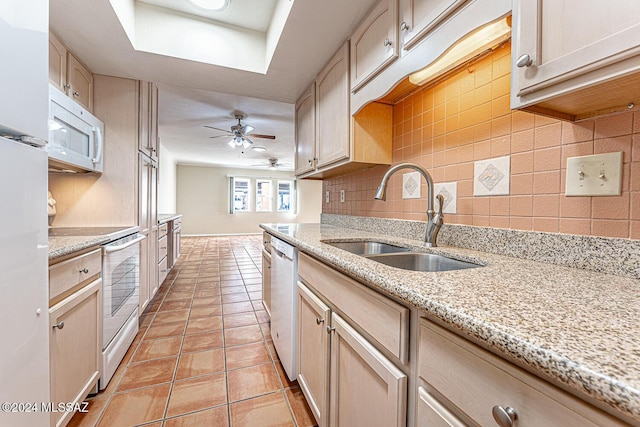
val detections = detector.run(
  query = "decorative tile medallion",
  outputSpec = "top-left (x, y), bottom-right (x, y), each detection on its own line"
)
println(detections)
top-left (402, 172), bottom-right (421, 199)
top-left (434, 182), bottom-right (457, 214)
top-left (474, 156), bottom-right (510, 196)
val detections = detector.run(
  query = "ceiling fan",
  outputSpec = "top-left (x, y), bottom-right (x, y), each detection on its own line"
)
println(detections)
top-left (252, 158), bottom-right (290, 169)
top-left (205, 113), bottom-right (276, 148)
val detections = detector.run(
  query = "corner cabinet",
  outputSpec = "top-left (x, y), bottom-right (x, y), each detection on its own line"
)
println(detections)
top-left (296, 253), bottom-right (408, 427)
top-left (316, 43), bottom-right (351, 170)
top-left (296, 42), bottom-right (393, 179)
top-left (511, 0), bottom-right (640, 120)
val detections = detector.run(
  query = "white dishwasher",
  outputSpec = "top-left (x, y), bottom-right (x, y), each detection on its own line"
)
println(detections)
top-left (270, 236), bottom-right (298, 381)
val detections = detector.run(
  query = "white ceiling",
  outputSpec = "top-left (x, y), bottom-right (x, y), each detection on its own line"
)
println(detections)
top-left (49, 0), bottom-right (379, 169)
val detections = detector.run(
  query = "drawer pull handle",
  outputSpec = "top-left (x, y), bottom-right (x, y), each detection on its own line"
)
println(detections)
top-left (52, 321), bottom-right (65, 330)
top-left (383, 38), bottom-right (392, 47)
top-left (327, 326), bottom-right (335, 334)
top-left (516, 54), bottom-right (532, 68)
top-left (400, 21), bottom-right (409, 31)
top-left (79, 268), bottom-right (89, 274)
top-left (492, 405), bottom-right (517, 427)
top-left (316, 317), bottom-right (324, 325)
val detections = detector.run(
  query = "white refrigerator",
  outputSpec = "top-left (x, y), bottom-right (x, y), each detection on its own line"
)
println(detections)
top-left (0, 1), bottom-right (51, 426)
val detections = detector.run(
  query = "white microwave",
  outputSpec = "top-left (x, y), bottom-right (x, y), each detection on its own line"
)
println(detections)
top-left (47, 84), bottom-right (104, 173)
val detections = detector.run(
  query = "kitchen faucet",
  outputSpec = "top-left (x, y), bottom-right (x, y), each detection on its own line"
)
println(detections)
top-left (374, 163), bottom-right (444, 247)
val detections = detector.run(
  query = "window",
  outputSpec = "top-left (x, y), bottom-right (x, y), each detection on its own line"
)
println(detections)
top-left (232, 178), bottom-right (250, 212)
top-left (277, 180), bottom-right (294, 212)
top-left (256, 179), bottom-right (273, 212)
top-left (229, 177), bottom-right (296, 214)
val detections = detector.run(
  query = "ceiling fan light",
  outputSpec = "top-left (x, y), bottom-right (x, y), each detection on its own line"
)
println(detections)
top-left (189, 0), bottom-right (230, 11)
top-left (242, 124), bottom-right (255, 134)
top-left (227, 139), bottom-right (236, 148)
top-left (242, 139), bottom-right (251, 148)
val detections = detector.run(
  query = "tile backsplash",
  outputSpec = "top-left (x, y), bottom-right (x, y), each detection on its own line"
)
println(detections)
top-left (322, 42), bottom-right (640, 240)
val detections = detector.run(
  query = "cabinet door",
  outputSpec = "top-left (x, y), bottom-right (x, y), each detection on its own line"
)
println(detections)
top-left (67, 53), bottom-right (93, 111)
top-left (297, 282), bottom-right (330, 427)
top-left (149, 82), bottom-right (159, 161)
top-left (329, 313), bottom-right (407, 427)
top-left (138, 153), bottom-right (151, 234)
top-left (50, 279), bottom-right (101, 427)
top-left (512, 0), bottom-right (640, 98)
top-left (49, 33), bottom-right (67, 92)
top-left (316, 43), bottom-right (350, 169)
top-left (149, 227), bottom-right (159, 298)
top-left (262, 249), bottom-right (272, 317)
top-left (138, 81), bottom-right (151, 155)
top-left (295, 82), bottom-right (316, 176)
top-left (139, 231), bottom-right (150, 315)
top-left (416, 387), bottom-right (466, 427)
top-left (399, 0), bottom-right (468, 51)
top-left (350, 0), bottom-right (398, 92)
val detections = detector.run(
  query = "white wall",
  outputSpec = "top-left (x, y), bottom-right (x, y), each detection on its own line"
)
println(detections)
top-left (158, 143), bottom-right (177, 214)
top-left (177, 164), bottom-right (322, 235)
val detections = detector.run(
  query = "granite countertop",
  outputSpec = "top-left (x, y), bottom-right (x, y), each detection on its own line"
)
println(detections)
top-left (261, 223), bottom-right (640, 424)
top-left (158, 213), bottom-right (182, 225)
top-left (49, 235), bottom-right (109, 262)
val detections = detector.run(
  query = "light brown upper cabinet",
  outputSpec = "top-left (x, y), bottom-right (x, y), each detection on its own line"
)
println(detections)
top-left (316, 43), bottom-right (351, 170)
top-left (399, 0), bottom-right (468, 51)
top-left (49, 32), bottom-right (94, 112)
top-left (350, 0), bottom-right (399, 92)
top-left (294, 83), bottom-right (316, 176)
top-left (511, 0), bottom-right (640, 120)
top-left (297, 43), bottom-right (393, 179)
top-left (138, 81), bottom-right (159, 162)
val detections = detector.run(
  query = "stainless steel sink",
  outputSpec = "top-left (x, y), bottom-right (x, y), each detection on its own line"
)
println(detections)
top-left (325, 241), bottom-right (411, 255)
top-left (366, 252), bottom-right (480, 272)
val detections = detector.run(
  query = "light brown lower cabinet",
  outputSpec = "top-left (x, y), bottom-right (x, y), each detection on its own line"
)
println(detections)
top-left (49, 278), bottom-right (101, 427)
top-left (418, 319), bottom-right (628, 427)
top-left (296, 279), bottom-right (407, 427)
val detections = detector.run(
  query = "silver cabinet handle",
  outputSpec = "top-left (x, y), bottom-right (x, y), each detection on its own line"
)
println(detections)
top-left (79, 267), bottom-right (89, 274)
top-left (492, 406), bottom-right (517, 427)
top-left (316, 317), bottom-right (324, 325)
top-left (73, 91), bottom-right (80, 97)
top-left (327, 326), bottom-right (335, 334)
top-left (383, 38), bottom-right (392, 47)
top-left (400, 21), bottom-right (409, 31)
top-left (63, 83), bottom-right (71, 90)
top-left (516, 54), bottom-right (532, 68)
top-left (52, 321), bottom-right (65, 330)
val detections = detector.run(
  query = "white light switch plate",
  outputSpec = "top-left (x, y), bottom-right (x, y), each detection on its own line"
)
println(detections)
top-left (565, 152), bottom-right (622, 196)
top-left (340, 190), bottom-right (345, 203)
top-left (325, 191), bottom-right (330, 203)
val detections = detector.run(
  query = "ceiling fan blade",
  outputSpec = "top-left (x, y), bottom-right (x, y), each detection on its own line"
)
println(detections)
top-left (204, 125), bottom-right (232, 134)
top-left (209, 135), bottom-right (231, 139)
top-left (249, 134), bottom-right (276, 139)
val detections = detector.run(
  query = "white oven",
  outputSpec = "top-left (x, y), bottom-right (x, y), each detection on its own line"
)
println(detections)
top-left (100, 232), bottom-right (145, 389)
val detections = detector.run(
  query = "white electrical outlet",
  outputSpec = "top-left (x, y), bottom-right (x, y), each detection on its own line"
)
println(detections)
top-left (325, 191), bottom-right (330, 203)
top-left (340, 190), bottom-right (345, 203)
top-left (565, 152), bottom-right (623, 196)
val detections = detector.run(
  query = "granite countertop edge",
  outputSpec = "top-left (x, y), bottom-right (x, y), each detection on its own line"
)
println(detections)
top-left (158, 213), bottom-right (182, 225)
top-left (48, 235), bottom-right (109, 262)
top-left (261, 223), bottom-right (640, 424)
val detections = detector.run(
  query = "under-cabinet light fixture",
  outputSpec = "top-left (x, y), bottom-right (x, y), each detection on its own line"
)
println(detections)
top-left (409, 17), bottom-right (511, 86)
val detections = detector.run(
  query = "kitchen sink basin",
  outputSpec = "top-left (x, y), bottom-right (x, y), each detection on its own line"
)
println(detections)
top-left (366, 252), bottom-right (481, 272)
top-left (325, 241), bottom-right (412, 255)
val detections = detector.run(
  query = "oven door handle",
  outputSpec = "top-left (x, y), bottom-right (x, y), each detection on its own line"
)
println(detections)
top-left (103, 234), bottom-right (146, 253)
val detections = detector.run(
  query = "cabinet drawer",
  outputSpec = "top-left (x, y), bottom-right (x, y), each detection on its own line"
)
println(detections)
top-left (49, 248), bottom-right (101, 304)
top-left (158, 235), bottom-right (168, 261)
top-left (158, 256), bottom-right (168, 285)
top-left (159, 223), bottom-right (168, 238)
top-left (299, 252), bottom-right (409, 363)
top-left (418, 319), bottom-right (626, 427)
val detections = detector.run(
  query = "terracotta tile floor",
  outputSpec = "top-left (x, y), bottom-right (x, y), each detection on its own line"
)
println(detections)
top-left (69, 235), bottom-right (317, 427)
